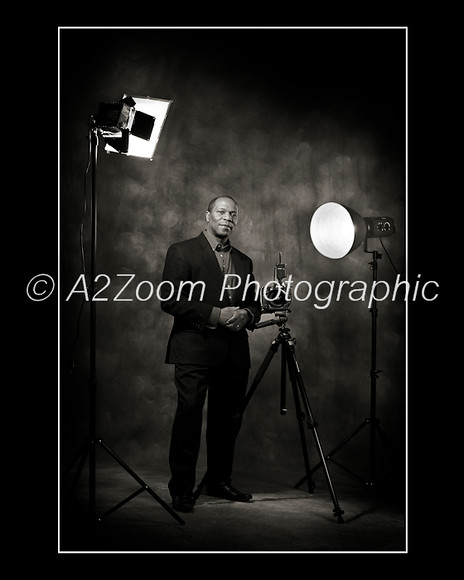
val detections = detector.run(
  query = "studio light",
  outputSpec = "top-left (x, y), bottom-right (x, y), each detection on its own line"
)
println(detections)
top-left (95, 94), bottom-right (172, 159)
top-left (309, 201), bottom-right (395, 259)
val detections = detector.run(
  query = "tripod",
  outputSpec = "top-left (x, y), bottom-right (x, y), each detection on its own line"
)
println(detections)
top-left (193, 313), bottom-right (345, 523)
top-left (295, 247), bottom-right (397, 490)
top-left (63, 123), bottom-right (185, 527)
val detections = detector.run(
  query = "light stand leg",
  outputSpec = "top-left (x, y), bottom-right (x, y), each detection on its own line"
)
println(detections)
top-left (97, 440), bottom-right (184, 524)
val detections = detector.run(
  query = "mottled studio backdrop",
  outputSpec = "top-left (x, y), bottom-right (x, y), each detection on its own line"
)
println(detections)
top-left (60, 28), bottom-right (406, 484)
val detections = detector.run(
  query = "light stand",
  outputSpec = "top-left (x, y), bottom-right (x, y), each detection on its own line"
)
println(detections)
top-left (65, 96), bottom-right (184, 527)
top-left (295, 243), bottom-right (397, 489)
top-left (302, 201), bottom-right (399, 488)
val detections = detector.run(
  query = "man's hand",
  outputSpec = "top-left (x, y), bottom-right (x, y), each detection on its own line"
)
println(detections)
top-left (219, 307), bottom-right (251, 332)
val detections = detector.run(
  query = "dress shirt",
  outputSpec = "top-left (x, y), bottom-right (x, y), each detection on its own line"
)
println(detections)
top-left (202, 230), bottom-right (254, 329)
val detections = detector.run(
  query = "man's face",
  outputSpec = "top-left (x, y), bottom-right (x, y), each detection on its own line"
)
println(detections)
top-left (206, 197), bottom-right (239, 239)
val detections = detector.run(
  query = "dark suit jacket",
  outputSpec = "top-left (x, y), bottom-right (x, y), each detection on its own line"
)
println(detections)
top-left (160, 233), bottom-right (262, 368)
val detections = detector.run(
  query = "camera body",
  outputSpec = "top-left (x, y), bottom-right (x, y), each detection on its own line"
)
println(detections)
top-left (261, 254), bottom-right (292, 314)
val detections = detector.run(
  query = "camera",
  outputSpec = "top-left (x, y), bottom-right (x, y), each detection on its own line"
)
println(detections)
top-left (261, 253), bottom-right (292, 314)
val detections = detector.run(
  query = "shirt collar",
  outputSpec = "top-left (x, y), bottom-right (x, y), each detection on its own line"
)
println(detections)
top-left (203, 229), bottom-right (232, 252)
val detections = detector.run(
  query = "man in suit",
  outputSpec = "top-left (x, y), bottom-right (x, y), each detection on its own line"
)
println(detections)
top-left (160, 195), bottom-right (261, 512)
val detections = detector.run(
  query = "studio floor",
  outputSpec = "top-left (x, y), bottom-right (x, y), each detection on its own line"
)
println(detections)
top-left (59, 459), bottom-right (406, 554)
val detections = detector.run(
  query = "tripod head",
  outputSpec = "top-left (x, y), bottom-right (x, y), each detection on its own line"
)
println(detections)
top-left (254, 311), bottom-right (289, 330)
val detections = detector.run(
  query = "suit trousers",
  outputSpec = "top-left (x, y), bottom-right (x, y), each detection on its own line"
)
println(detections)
top-left (168, 355), bottom-right (249, 495)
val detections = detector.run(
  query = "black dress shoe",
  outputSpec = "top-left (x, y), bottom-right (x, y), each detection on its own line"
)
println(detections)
top-left (171, 493), bottom-right (195, 512)
top-left (206, 483), bottom-right (253, 502)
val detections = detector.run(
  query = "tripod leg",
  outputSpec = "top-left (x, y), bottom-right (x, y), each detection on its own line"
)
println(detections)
top-left (280, 340), bottom-right (287, 415)
top-left (286, 344), bottom-right (344, 523)
top-left (193, 338), bottom-right (280, 500)
top-left (287, 362), bottom-right (315, 494)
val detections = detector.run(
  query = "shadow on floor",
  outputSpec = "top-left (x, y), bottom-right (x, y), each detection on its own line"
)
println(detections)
top-left (59, 460), bottom-right (406, 554)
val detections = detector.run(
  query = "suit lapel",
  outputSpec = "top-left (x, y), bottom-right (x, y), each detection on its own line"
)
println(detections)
top-left (231, 248), bottom-right (247, 281)
top-left (196, 232), bottom-right (224, 282)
